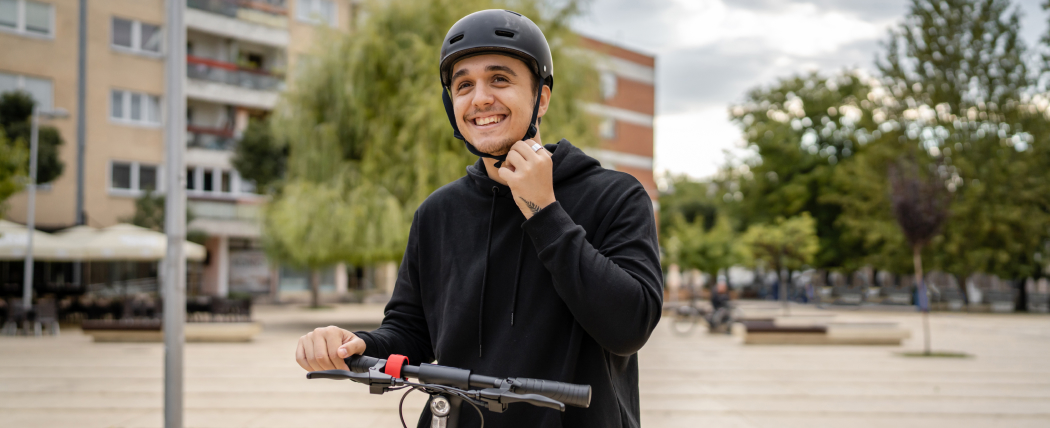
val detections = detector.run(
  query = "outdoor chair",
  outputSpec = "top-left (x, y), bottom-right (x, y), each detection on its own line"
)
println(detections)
top-left (2, 299), bottom-right (26, 335)
top-left (34, 298), bottom-right (60, 336)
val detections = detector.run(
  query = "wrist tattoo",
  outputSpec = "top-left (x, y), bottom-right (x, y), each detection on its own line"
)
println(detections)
top-left (520, 197), bottom-right (542, 214)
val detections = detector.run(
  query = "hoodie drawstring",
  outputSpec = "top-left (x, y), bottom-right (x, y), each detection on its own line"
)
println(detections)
top-left (478, 186), bottom-right (498, 358)
top-left (510, 232), bottom-right (525, 326)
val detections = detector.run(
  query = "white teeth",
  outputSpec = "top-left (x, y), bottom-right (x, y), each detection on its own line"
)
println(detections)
top-left (475, 115), bottom-right (502, 126)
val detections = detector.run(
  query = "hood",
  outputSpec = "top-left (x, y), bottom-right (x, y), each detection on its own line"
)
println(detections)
top-left (465, 139), bottom-right (602, 196)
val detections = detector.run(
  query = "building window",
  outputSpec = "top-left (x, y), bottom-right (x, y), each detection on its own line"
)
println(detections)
top-left (296, 0), bottom-right (335, 26)
top-left (110, 89), bottom-right (161, 126)
top-left (600, 71), bottom-right (617, 100)
top-left (0, 71), bottom-right (53, 111)
top-left (220, 171), bottom-right (231, 193)
top-left (0, 0), bottom-right (53, 38)
top-left (110, 161), bottom-right (161, 194)
top-left (185, 167), bottom-right (196, 190)
top-left (202, 169), bottom-right (214, 192)
top-left (599, 117), bottom-right (617, 139)
top-left (111, 16), bottom-right (162, 55)
top-left (111, 162), bottom-right (132, 190)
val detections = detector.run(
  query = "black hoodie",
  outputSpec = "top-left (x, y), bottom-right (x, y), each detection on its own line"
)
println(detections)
top-left (356, 140), bottom-right (663, 428)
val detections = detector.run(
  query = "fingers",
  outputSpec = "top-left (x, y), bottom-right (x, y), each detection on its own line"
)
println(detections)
top-left (311, 327), bottom-right (337, 370)
top-left (301, 334), bottom-right (321, 371)
top-left (324, 326), bottom-right (349, 371)
top-left (296, 326), bottom-right (366, 372)
top-left (295, 336), bottom-right (311, 371)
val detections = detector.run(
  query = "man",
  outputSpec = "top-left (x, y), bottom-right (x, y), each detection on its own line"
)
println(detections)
top-left (708, 280), bottom-right (732, 333)
top-left (295, 9), bottom-right (662, 427)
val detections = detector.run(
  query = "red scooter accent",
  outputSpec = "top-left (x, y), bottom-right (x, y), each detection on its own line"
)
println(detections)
top-left (384, 354), bottom-right (409, 379)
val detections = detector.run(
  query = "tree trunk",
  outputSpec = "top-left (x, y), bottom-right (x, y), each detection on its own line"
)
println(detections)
top-left (776, 253), bottom-right (788, 316)
top-left (309, 269), bottom-right (320, 308)
top-left (913, 244), bottom-right (931, 355)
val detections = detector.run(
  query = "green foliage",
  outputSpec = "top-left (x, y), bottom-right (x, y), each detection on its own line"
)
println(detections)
top-left (728, 71), bottom-right (876, 268)
top-left (232, 118), bottom-right (286, 193)
top-left (663, 213), bottom-right (744, 276)
top-left (713, 0), bottom-right (1050, 280)
top-left (0, 91), bottom-right (65, 184)
top-left (0, 128), bottom-right (28, 216)
top-left (741, 213), bottom-right (819, 281)
top-left (262, 179), bottom-right (406, 268)
top-left (264, 0), bottom-right (599, 267)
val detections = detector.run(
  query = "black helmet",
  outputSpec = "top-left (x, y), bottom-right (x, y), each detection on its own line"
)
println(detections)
top-left (438, 9), bottom-right (554, 166)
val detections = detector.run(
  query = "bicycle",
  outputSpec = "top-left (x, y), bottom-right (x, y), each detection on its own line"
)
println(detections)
top-left (669, 299), bottom-right (739, 336)
top-left (307, 354), bottom-right (591, 428)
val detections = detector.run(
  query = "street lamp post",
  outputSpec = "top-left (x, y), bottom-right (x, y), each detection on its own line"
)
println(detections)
top-left (22, 106), bottom-right (68, 311)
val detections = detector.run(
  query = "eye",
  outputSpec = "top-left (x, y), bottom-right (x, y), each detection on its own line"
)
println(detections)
top-left (457, 81), bottom-right (473, 91)
top-left (493, 75), bottom-right (509, 83)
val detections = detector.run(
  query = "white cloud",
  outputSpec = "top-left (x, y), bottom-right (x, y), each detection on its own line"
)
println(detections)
top-left (666, 0), bottom-right (889, 56)
top-left (654, 108), bottom-right (747, 179)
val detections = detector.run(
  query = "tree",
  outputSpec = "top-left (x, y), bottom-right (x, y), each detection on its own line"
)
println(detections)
top-left (231, 118), bottom-right (286, 193)
top-left (0, 91), bottom-right (65, 184)
top-left (729, 71), bottom-right (878, 268)
top-left (888, 155), bottom-right (951, 355)
top-left (872, 0), bottom-right (1050, 283)
top-left (0, 128), bottom-right (28, 217)
top-left (663, 213), bottom-right (744, 282)
top-left (263, 0), bottom-right (600, 301)
top-left (742, 213), bottom-right (819, 311)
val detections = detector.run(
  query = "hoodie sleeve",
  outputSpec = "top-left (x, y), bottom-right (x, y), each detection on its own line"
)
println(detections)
top-left (521, 185), bottom-right (663, 356)
top-left (354, 211), bottom-right (435, 365)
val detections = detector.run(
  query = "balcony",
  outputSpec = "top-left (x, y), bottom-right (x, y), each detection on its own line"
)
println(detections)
top-left (187, 56), bottom-right (284, 91)
top-left (187, 125), bottom-right (237, 151)
top-left (186, 55), bottom-right (283, 109)
top-left (188, 0), bottom-right (288, 28)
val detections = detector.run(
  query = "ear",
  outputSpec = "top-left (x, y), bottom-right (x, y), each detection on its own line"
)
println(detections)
top-left (536, 85), bottom-right (552, 119)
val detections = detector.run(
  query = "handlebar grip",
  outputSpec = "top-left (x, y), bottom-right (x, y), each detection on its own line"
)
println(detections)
top-left (510, 378), bottom-right (591, 408)
top-left (346, 355), bottom-right (383, 373)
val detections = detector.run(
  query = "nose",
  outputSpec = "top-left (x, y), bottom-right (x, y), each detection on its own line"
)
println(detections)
top-left (471, 81), bottom-right (495, 109)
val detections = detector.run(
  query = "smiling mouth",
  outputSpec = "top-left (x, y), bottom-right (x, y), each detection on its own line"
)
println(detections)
top-left (472, 114), bottom-right (506, 126)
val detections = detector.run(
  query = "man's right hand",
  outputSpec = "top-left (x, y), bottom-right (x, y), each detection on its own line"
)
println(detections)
top-left (295, 326), bottom-right (366, 372)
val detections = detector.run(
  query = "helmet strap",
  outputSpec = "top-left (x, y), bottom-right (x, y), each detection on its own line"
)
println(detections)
top-left (443, 78), bottom-right (545, 169)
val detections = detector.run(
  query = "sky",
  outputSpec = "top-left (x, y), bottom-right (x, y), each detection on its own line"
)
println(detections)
top-left (570, 0), bottom-right (1050, 180)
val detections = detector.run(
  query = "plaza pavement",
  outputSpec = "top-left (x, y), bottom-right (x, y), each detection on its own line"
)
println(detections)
top-left (1, 302), bottom-right (1048, 427)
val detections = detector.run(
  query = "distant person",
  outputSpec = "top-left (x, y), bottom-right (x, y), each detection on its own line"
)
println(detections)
top-left (293, 9), bottom-right (663, 428)
top-left (708, 281), bottom-right (732, 333)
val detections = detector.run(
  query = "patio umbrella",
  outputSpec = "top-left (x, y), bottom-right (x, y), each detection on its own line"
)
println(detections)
top-left (0, 220), bottom-right (84, 261)
top-left (74, 224), bottom-right (206, 261)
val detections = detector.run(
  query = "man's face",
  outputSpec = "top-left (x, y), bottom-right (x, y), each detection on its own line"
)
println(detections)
top-left (449, 54), bottom-right (548, 156)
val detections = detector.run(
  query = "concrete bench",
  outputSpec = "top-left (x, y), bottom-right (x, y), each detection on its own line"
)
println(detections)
top-left (739, 319), bottom-right (909, 345)
top-left (81, 319), bottom-right (261, 342)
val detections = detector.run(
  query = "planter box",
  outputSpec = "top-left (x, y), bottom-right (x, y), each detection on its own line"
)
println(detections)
top-left (1026, 293), bottom-right (1049, 313)
top-left (984, 291), bottom-right (1016, 313)
top-left (884, 290), bottom-right (912, 305)
top-left (81, 320), bottom-right (261, 342)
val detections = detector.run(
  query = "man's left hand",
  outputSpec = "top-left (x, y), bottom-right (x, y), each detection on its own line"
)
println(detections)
top-left (498, 139), bottom-right (555, 220)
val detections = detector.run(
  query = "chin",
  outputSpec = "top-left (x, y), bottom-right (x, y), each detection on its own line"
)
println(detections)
top-left (469, 136), bottom-right (516, 156)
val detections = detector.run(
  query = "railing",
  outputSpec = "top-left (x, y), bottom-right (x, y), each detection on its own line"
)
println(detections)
top-left (187, 125), bottom-right (238, 150)
top-left (188, 0), bottom-right (288, 28)
top-left (186, 55), bottom-right (285, 91)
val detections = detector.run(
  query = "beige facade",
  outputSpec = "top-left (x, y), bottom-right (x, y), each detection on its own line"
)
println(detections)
top-left (1, 0), bottom-right (353, 297)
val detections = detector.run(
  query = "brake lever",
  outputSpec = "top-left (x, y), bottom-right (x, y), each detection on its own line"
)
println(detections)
top-left (474, 388), bottom-right (566, 412)
top-left (307, 360), bottom-right (396, 394)
top-left (499, 391), bottom-right (566, 412)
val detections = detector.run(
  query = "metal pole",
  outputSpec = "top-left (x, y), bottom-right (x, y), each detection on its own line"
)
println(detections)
top-left (22, 106), bottom-right (39, 310)
top-left (75, 0), bottom-right (87, 225)
top-left (163, 0), bottom-right (186, 426)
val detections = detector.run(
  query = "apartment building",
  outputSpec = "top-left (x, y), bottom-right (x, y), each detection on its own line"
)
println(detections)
top-left (0, 0), bottom-right (353, 297)
top-left (1, 1), bottom-right (655, 299)
top-left (580, 35), bottom-right (658, 211)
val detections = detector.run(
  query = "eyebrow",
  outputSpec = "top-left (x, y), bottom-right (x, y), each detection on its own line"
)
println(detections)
top-left (451, 64), bottom-right (519, 84)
